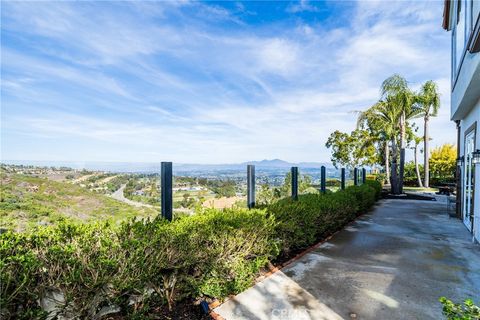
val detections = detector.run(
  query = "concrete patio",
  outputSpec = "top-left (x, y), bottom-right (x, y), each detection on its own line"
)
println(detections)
top-left (214, 199), bottom-right (480, 320)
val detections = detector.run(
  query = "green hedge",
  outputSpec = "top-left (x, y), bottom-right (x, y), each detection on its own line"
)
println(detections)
top-left (0, 183), bottom-right (380, 319)
top-left (364, 180), bottom-right (382, 200)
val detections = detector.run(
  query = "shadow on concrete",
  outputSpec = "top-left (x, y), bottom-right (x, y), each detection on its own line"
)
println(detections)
top-left (214, 199), bottom-right (480, 320)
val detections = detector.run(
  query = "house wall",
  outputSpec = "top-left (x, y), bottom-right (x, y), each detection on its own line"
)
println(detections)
top-left (451, 52), bottom-right (480, 120)
top-left (447, 0), bottom-right (480, 242)
top-left (450, 0), bottom-right (480, 120)
top-left (458, 97), bottom-right (480, 242)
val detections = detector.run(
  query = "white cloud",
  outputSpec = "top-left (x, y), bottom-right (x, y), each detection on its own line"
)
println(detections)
top-left (1, 1), bottom-right (456, 164)
top-left (255, 38), bottom-right (300, 75)
top-left (287, 0), bottom-right (320, 13)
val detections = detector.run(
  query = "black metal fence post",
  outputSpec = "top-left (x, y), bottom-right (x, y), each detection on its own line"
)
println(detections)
top-left (341, 168), bottom-right (346, 190)
top-left (320, 165), bottom-right (326, 194)
top-left (353, 167), bottom-right (358, 186)
top-left (362, 168), bottom-right (367, 184)
top-left (291, 166), bottom-right (298, 200)
top-left (247, 165), bottom-right (255, 209)
top-left (161, 162), bottom-right (173, 221)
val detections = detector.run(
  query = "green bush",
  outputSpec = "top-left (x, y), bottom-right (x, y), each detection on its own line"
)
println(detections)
top-left (266, 184), bottom-right (376, 255)
top-left (0, 184), bottom-right (380, 319)
top-left (439, 297), bottom-right (480, 320)
top-left (344, 184), bottom-right (376, 213)
top-left (0, 209), bottom-right (277, 318)
top-left (364, 180), bottom-right (382, 200)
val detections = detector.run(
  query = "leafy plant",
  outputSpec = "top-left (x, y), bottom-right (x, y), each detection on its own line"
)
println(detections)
top-left (439, 297), bottom-right (480, 320)
top-left (429, 144), bottom-right (456, 180)
top-left (0, 183), bottom-right (380, 319)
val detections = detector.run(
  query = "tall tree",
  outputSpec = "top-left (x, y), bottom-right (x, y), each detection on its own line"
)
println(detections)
top-left (380, 74), bottom-right (421, 193)
top-left (357, 99), bottom-right (402, 193)
top-left (417, 80), bottom-right (440, 188)
top-left (356, 101), bottom-right (394, 184)
top-left (411, 135), bottom-right (424, 188)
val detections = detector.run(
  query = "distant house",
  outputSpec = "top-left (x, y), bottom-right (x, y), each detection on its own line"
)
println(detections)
top-left (189, 186), bottom-right (205, 191)
top-left (443, 0), bottom-right (480, 242)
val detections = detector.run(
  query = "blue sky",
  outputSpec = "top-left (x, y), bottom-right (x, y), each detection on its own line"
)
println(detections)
top-left (1, 0), bottom-right (455, 164)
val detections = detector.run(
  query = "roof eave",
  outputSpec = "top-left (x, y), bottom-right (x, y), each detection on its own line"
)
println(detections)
top-left (443, 0), bottom-right (452, 31)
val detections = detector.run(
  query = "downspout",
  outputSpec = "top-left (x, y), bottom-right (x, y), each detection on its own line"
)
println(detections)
top-left (456, 120), bottom-right (462, 219)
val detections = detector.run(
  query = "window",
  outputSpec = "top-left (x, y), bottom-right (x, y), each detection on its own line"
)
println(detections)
top-left (452, 0), bottom-right (478, 84)
top-left (455, 0), bottom-right (466, 70)
top-left (473, 1), bottom-right (480, 24)
top-left (463, 128), bottom-right (476, 231)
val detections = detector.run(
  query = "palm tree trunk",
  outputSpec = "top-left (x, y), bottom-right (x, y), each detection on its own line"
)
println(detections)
top-left (424, 116), bottom-right (429, 188)
top-left (385, 142), bottom-right (390, 184)
top-left (390, 137), bottom-right (400, 194)
top-left (414, 145), bottom-right (423, 187)
top-left (399, 111), bottom-right (406, 193)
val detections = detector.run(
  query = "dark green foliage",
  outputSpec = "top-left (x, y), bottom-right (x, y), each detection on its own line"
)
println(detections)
top-left (364, 180), bottom-right (382, 200)
top-left (1, 184), bottom-right (379, 319)
top-left (326, 129), bottom-right (379, 169)
top-left (267, 184), bottom-right (375, 255)
top-left (344, 184), bottom-right (376, 213)
top-left (439, 297), bottom-right (480, 320)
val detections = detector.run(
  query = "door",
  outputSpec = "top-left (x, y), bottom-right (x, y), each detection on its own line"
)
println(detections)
top-left (463, 131), bottom-right (475, 232)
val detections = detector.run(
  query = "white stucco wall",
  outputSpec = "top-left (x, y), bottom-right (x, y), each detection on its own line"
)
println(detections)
top-left (458, 97), bottom-right (480, 241)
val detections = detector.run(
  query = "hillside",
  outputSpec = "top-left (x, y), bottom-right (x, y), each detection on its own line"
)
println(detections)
top-left (0, 172), bottom-right (158, 232)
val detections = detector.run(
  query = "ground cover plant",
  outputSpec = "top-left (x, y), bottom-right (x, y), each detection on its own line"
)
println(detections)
top-left (0, 181), bottom-right (382, 319)
top-left (439, 297), bottom-right (480, 320)
top-left (0, 172), bottom-right (157, 232)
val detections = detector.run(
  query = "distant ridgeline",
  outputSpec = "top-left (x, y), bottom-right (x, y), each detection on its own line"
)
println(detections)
top-left (1, 159), bottom-right (336, 174)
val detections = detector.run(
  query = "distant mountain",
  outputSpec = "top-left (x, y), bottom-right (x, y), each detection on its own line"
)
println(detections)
top-left (242, 159), bottom-right (291, 167)
top-left (241, 159), bottom-right (330, 168)
top-left (3, 159), bottom-right (333, 173)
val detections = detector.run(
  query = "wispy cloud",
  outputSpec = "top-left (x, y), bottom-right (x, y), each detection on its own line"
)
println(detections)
top-left (286, 0), bottom-right (321, 13)
top-left (1, 1), bottom-right (454, 163)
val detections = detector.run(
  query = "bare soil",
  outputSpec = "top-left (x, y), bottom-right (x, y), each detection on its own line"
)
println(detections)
top-left (202, 196), bottom-right (244, 209)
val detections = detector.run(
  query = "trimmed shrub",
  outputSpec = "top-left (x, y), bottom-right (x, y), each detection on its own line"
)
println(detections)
top-left (1, 209), bottom-right (277, 318)
top-left (267, 184), bottom-right (376, 256)
top-left (364, 180), bottom-right (382, 200)
top-left (0, 184), bottom-right (379, 319)
top-left (344, 184), bottom-right (376, 213)
top-left (367, 173), bottom-right (387, 185)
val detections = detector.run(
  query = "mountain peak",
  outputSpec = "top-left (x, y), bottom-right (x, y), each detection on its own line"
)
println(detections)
top-left (243, 159), bottom-right (291, 167)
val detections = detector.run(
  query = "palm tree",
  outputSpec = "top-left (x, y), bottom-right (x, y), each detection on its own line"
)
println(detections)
top-left (417, 80), bottom-right (440, 188)
top-left (357, 75), bottom-right (422, 194)
top-left (380, 75), bottom-right (421, 193)
top-left (411, 135), bottom-right (424, 188)
top-left (357, 99), bottom-right (402, 193)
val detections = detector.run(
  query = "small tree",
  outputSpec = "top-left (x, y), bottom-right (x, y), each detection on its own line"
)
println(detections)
top-left (257, 183), bottom-right (274, 205)
top-left (429, 144), bottom-right (456, 181)
top-left (325, 129), bottom-right (378, 169)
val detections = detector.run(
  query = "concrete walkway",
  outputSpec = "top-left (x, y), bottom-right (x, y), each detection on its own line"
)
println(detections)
top-left (214, 199), bottom-right (480, 320)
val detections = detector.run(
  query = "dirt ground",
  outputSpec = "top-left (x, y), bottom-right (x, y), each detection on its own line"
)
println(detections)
top-left (202, 196), bottom-right (245, 209)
